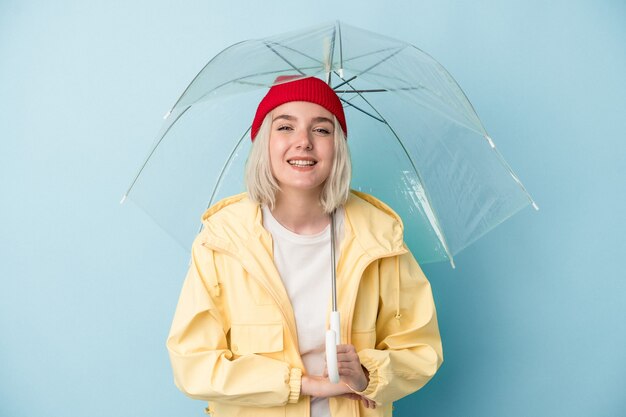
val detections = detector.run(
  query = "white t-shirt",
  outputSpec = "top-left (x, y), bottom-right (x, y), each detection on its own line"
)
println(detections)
top-left (262, 206), bottom-right (344, 417)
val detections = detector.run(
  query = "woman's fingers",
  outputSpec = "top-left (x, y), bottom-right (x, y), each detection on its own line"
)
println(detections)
top-left (302, 375), bottom-right (351, 397)
top-left (336, 345), bottom-right (360, 366)
top-left (335, 344), bottom-right (358, 355)
top-left (332, 344), bottom-right (369, 392)
top-left (336, 345), bottom-right (364, 376)
top-left (362, 397), bottom-right (376, 409)
top-left (338, 365), bottom-right (359, 375)
top-left (336, 346), bottom-right (361, 368)
top-left (336, 353), bottom-right (359, 363)
top-left (340, 393), bottom-right (377, 409)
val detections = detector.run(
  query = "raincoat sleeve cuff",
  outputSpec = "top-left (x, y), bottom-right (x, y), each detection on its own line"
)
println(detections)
top-left (288, 367), bottom-right (302, 404)
top-left (351, 355), bottom-right (380, 398)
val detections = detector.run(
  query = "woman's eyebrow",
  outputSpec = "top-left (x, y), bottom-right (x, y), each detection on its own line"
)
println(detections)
top-left (272, 114), bottom-right (295, 122)
top-left (272, 115), bottom-right (333, 124)
top-left (312, 117), bottom-right (333, 124)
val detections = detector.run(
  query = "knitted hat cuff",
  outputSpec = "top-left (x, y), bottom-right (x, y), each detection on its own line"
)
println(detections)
top-left (251, 76), bottom-right (347, 140)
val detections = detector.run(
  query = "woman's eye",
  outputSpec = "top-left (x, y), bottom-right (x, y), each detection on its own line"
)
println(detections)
top-left (314, 128), bottom-right (331, 135)
top-left (277, 125), bottom-right (293, 131)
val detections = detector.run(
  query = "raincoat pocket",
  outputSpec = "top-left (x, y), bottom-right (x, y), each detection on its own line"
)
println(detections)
top-left (230, 323), bottom-right (284, 355)
top-left (351, 328), bottom-right (376, 351)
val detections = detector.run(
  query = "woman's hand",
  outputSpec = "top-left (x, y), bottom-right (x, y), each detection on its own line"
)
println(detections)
top-left (340, 392), bottom-right (377, 409)
top-left (301, 376), bottom-right (376, 409)
top-left (300, 344), bottom-right (375, 408)
top-left (301, 375), bottom-right (349, 398)
top-left (335, 344), bottom-right (369, 392)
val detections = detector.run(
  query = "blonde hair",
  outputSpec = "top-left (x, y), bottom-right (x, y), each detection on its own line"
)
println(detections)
top-left (245, 113), bottom-right (351, 213)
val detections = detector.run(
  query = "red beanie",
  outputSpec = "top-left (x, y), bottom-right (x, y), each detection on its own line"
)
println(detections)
top-left (251, 75), bottom-right (347, 140)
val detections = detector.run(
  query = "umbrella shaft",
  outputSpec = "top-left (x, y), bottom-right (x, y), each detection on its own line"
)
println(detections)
top-left (330, 210), bottom-right (337, 312)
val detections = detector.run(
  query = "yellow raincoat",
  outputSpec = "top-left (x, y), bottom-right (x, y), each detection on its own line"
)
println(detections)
top-left (167, 191), bottom-right (443, 417)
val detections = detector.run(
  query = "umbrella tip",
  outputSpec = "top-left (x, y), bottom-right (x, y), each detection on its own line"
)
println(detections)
top-left (163, 109), bottom-right (172, 120)
top-left (338, 68), bottom-right (344, 78)
top-left (120, 194), bottom-right (127, 205)
top-left (532, 201), bottom-right (539, 211)
top-left (485, 135), bottom-right (496, 149)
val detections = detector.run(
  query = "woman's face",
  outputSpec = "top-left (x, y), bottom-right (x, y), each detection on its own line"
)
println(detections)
top-left (268, 101), bottom-right (335, 196)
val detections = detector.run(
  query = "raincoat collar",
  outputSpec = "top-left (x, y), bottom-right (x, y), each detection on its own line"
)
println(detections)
top-left (199, 190), bottom-right (406, 259)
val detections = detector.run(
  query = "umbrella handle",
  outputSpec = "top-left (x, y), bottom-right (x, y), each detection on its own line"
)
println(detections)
top-left (326, 311), bottom-right (341, 384)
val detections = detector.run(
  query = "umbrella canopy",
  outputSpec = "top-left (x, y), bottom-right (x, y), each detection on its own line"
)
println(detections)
top-left (122, 21), bottom-right (537, 267)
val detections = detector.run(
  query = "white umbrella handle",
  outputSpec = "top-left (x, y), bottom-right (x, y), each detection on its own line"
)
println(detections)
top-left (326, 311), bottom-right (341, 383)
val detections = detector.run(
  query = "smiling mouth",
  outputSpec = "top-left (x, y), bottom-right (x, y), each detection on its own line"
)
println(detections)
top-left (288, 160), bottom-right (317, 167)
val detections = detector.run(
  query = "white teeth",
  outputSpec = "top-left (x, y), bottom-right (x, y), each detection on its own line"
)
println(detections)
top-left (288, 160), bottom-right (315, 167)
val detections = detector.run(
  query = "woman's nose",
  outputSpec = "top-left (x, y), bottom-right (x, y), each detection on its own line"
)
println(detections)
top-left (295, 129), bottom-right (313, 150)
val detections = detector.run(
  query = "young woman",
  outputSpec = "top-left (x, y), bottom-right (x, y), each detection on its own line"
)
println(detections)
top-left (167, 76), bottom-right (443, 417)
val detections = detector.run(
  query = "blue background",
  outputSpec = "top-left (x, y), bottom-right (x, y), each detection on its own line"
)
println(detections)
top-left (1, 1), bottom-right (625, 416)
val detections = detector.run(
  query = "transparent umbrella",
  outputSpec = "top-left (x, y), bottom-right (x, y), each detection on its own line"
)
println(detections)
top-left (122, 20), bottom-right (538, 385)
top-left (122, 21), bottom-right (536, 267)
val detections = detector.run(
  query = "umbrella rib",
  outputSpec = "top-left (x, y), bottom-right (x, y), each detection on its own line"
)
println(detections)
top-left (336, 71), bottom-right (456, 266)
top-left (163, 40), bottom-right (249, 116)
top-left (266, 41), bottom-right (326, 66)
top-left (356, 46), bottom-right (407, 78)
top-left (181, 66), bottom-right (321, 108)
top-left (333, 75), bottom-right (386, 122)
top-left (335, 87), bottom-right (426, 93)
top-left (226, 66), bottom-right (320, 85)
top-left (340, 46), bottom-right (400, 66)
top-left (342, 50), bottom-right (482, 131)
top-left (206, 126), bottom-right (251, 210)
top-left (351, 68), bottom-right (408, 84)
top-left (333, 75), bottom-right (358, 90)
top-left (264, 42), bottom-right (307, 75)
top-left (348, 66), bottom-right (428, 90)
top-left (121, 106), bottom-right (192, 202)
top-left (230, 70), bottom-right (319, 88)
top-left (334, 76), bottom-right (386, 123)
top-left (335, 89), bottom-right (387, 93)
top-left (340, 98), bottom-right (385, 124)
